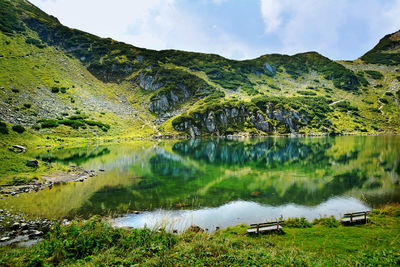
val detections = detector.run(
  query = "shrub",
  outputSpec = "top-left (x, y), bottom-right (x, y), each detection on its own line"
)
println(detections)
top-left (60, 87), bottom-right (67, 93)
top-left (23, 103), bottom-right (32, 108)
top-left (25, 37), bottom-right (45, 49)
top-left (0, 1), bottom-right (25, 34)
top-left (365, 70), bottom-right (384, 80)
top-left (0, 121), bottom-right (8, 134)
top-left (333, 101), bottom-right (358, 112)
top-left (39, 119), bottom-right (59, 128)
top-left (32, 125), bottom-right (40, 130)
top-left (58, 119), bottom-right (85, 129)
top-left (385, 92), bottom-right (393, 96)
top-left (379, 97), bottom-right (388, 104)
top-left (297, 90), bottom-right (317, 96)
top-left (12, 125), bottom-right (26, 133)
top-left (51, 87), bottom-right (59, 93)
top-left (85, 120), bottom-right (110, 132)
top-left (11, 88), bottom-right (19, 93)
top-left (68, 115), bottom-right (87, 120)
top-left (285, 217), bottom-right (312, 228)
top-left (27, 218), bottom-right (177, 265)
top-left (313, 216), bottom-right (339, 228)
top-left (11, 177), bottom-right (28, 185)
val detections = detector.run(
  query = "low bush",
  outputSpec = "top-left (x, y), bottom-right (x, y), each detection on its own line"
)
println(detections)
top-left (0, 121), bottom-right (8, 134)
top-left (26, 218), bottom-right (177, 266)
top-left (12, 125), bottom-right (25, 133)
top-left (25, 37), bottom-right (45, 49)
top-left (364, 70), bottom-right (384, 80)
top-left (51, 87), bottom-right (59, 93)
top-left (285, 217), bottom-right (312, 228)
top-left (58, 119), bottom-right (85, 129)
top-left (31, 125), bottom-right (40, 130)
top-left (11, 176), bottom-right (29, 185)
top-left (297, 90), bottom-right (317, 96)
top-left (85, 120), bottom-right (110, 132)
top-left (23, 103), bottom-right (31, 108)
top-left (333, 101), bottom-right (359, 112)
top-left (313, 216), bottom-right (339, 228)
top-left (38, 119), bottom-right (59, 128)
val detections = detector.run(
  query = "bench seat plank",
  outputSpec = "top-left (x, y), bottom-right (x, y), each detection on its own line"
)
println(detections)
top-left (247, 225), bottom-right (282, 233)
top-left (341, 216), bottom-right (369, 223)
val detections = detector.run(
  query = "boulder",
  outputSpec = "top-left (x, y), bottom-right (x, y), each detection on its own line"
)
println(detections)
top-left (10, 222), bottom-right (20, 230)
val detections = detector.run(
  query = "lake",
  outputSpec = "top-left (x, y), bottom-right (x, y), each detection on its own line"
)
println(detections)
top-left (1, 135), bottom-right (399, 232)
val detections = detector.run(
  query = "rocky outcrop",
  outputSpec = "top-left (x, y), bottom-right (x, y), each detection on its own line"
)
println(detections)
top-left (149, 84), bottom-right (210, 114)
top-left (138, 72), bottom-right (164, 92)
top-left (173, 105), bottom-right (273, 137)
top-left (172, 103), bottom-right (315, 137)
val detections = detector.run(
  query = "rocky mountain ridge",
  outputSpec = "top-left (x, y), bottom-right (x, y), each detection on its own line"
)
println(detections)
top-left (0, 0), bottom-right (399, 138)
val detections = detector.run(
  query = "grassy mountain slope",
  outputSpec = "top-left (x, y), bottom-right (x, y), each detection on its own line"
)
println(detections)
top-left (0, 0), bottom-right (399, 140)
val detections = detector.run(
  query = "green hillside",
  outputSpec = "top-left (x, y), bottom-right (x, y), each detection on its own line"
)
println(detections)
top-left (0, 0), bottom-right (399, 140)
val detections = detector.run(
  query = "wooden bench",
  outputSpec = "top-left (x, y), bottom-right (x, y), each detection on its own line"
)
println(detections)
top-left (341, 211), bottom-right (370, 224)
top-left (247, 221), bottom-right (284, 234)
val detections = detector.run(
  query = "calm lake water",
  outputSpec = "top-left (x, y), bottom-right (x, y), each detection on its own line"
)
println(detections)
top-left (2, 135), bottom-right (400, 232)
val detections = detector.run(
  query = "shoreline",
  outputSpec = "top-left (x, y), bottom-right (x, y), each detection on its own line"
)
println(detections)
top-left (0, 166), bottom-right (99, 198)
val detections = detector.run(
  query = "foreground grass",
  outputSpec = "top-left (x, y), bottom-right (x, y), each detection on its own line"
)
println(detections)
top-left (1, 205), bottom-right (399, 266)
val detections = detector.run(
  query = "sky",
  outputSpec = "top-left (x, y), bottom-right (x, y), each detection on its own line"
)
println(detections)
top-left (29, 0), bottom-right (400, 61)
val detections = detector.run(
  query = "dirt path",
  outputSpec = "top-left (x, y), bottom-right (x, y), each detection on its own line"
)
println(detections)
top-left (329, 99), bottom-right (344, 106)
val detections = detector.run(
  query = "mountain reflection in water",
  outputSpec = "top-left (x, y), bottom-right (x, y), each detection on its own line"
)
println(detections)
top-left (1, 136), bottom-right (399, 226)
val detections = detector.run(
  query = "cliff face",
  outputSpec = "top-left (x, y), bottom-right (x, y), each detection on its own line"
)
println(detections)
top-left (0, 0), bottom-right (399, 138)
top-left (172, 97), bottom-right (333, 137)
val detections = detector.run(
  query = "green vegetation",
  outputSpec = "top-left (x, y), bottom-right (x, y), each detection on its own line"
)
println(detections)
top-left (0, 0), bottom-right (399, 139)
top-left (1, 205), bottom-right (399, 266)
top-left (361, 31), bottom-right (400, 65)
top-left (285, 217), bottom-right (312, 228)
top-left (25, 37), bottom-right (45, 49)
top-left (11, 125), bottom-right (25, 133)
top-left (0, 1), bottom-right (24, 34)
top-left (297, 90), bottom-right (317, 96)
top-left (0, 121), bottom-right (8, 134)
top-left (332, 101), bottom-right (359, 112)
top-left (313, 216), bottom-right (340, 228)
top-left (37, 116), bottom-right (110, 131)
top-left (364, 70), bottom-right (384, 80)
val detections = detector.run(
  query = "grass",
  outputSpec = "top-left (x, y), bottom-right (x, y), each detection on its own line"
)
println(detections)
top-left (0, 204), bottom-right (399, 266)
top-left (0, 0), bottom-right (400, 141)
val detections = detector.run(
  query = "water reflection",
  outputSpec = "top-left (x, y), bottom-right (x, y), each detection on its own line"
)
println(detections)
top-left (1, 136), bottom-right (399, 226)
top-left (113, 197), bottom-right (370, 233)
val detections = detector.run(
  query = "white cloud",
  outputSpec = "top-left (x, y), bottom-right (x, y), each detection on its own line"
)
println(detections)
top-left (259, 0), bottom-right (400, 59)
top-left (29, 0), bottom-right (400, 60)
top-left (30, 0), bottom-right (250, 59)
top-left (260, 0), bottom-right (282, 33)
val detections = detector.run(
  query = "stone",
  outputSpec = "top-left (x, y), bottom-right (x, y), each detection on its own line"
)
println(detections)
top-left (264, 64), bottom-right (276, 75)
top-left (138, 72), bottom-right (164, 92)
top-left (185, 225), bottom-right (204, 233)
top-left (0, 236), bottom-right (11, 242)
top-left (10, 222), bottom-right (20, 230)
top-left (28, 230), bottom-right (44, 239)
top-left (20, 223), bottom-right (29, 230)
